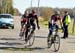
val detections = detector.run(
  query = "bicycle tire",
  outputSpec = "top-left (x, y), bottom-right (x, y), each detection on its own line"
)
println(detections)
top-left (47, 35), bottom-right (53, 48)
top-left (19, 31), bottom-right (24, 39)
top-left (54, 35), bottom-right (60, 52)
top-left (29, 32), bottom-right (35, 46)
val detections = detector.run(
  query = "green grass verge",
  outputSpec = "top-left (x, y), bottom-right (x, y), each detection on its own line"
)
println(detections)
top-left (68, 20), bottom-right (75, 35)
top-left (40, 21), bottom-right (48, 28)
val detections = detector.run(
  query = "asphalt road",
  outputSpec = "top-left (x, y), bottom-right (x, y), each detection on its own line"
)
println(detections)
top-left (0, 16), bottom-right (75, 53)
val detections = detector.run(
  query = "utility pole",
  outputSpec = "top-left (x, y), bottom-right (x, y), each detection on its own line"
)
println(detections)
top-left (37, 0), bottom-right (40, 16)
top-left (31, 0), bottom-right (32, 8)
top-left (72, 16), bottom-right (75, 33)
top-left (30, 0), bottom-right (33, 13)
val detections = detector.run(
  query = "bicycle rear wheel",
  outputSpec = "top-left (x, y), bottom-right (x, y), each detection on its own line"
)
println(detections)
top-left (29, 32), bottom-right (35, 46)
top-left (54, 35), bottom-right (60, 52)
top-left (19, 31), bottom-right (24, 39)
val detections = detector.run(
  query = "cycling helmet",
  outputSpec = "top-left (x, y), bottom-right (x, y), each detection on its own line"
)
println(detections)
top-left (32, 9), bottom-right (36, 13)
top-left (64, 11), bottom-right (68, 15)
top-left (54, 11), bottom-right (60, 15)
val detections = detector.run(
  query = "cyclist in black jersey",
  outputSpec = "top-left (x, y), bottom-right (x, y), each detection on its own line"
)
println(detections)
top-left (25, 10), bottom-right (40, 42)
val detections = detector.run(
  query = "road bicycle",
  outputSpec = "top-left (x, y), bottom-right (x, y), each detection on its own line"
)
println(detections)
top-left (47, 27), bottom-right (60, 52)
top-left (19, 25), bottom-right (35, 46)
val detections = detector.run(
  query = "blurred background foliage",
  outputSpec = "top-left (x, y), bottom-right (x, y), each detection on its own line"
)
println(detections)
top-left (0, 0), bottom-right (21, 15)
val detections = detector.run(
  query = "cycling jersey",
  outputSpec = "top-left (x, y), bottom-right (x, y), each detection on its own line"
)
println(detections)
top-left (21, 15), bottom-right (28, 23)
top-left (51, 14), bottom-right (61, 22)
top-left (28, 13), bottom-right (37, 24)
top-left (21, 15), bottom-right (28, 27)
top-left (48, 14), bottom-right (62, 33)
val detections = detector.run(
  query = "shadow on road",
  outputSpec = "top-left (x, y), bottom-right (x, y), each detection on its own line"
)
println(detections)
top-left (0, 38), bottom-right (18, 40)
top-left (67, 41), bottom-right (75, 43)
top-left (35, 36), bottom-right (47, 38)
top-left (0, 42), bottom-right (23, 45)
top-left (67, 37), bottom-right (75, 39)
top-left (0, 38), bottom-right (23, 45)
top-left (0, 47), bottom-right (45, 51)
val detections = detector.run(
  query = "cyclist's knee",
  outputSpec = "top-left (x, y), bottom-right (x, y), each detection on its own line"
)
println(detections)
top-left (32, 24), bottom-right (35, 30)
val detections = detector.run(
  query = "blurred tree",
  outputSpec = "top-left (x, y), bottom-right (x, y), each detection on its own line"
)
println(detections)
top-left (0, 0), bottom-right (14, 15)
top-left (26, 7), bottom-right (74, 21)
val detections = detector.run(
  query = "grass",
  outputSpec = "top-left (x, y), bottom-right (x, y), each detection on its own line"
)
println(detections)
top-left (40, 21), bottom-right (48, 28)
top-left (68, 20), bottom-right (75, 35)
top-left (39, 19), bottom-right (75, 35)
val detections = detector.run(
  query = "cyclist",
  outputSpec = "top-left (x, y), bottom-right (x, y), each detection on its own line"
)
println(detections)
top-left (48, 11), bottom-right (62, 47)
top-left (20, 11), bottom-right (29, 38)
top-left (25, 10), bottom-right (40, 42)
top-left (62, 11), bottom-right (71, 39)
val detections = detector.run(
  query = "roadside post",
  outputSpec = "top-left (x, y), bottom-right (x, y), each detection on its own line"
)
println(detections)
top-left (72, 13), bottom-right (75, 33)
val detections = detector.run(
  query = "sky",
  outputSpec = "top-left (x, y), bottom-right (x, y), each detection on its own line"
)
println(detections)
top-left (13, 0), bottom-right (75, 14)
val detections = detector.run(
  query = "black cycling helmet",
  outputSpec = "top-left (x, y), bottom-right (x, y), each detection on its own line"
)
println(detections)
top-left (64, 11), bottom-right (68, 13)
top-left (32, 9), bottom-right (36, 13)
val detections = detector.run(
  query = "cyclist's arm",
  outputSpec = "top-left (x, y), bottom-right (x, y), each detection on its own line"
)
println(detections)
top-left (35, 15), bottom-right (40, 29)
top-left (50, 15), bottom-right (55, 25)
top-left (48, 16), bottom-right (54, 29)
top-left (59, 19), bottom-right (62, 26)
top-left (58, 16), bottom-right (62, 28)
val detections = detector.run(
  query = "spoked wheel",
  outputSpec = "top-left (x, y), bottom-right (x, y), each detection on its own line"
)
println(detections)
top-left (47, 35), bottom-right (53, 48)
top-left (29, 32), bottom-right (35, 46)
top-left (54, 35), bottom-right (60, 52)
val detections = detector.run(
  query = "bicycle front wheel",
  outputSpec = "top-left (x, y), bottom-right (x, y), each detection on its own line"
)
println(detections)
top-left (54, 35), bottom-right (60, 52)
top-left (47, 35), bottom-right (53, 48)
top-left (29, 33), bottom-right (35, 46)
